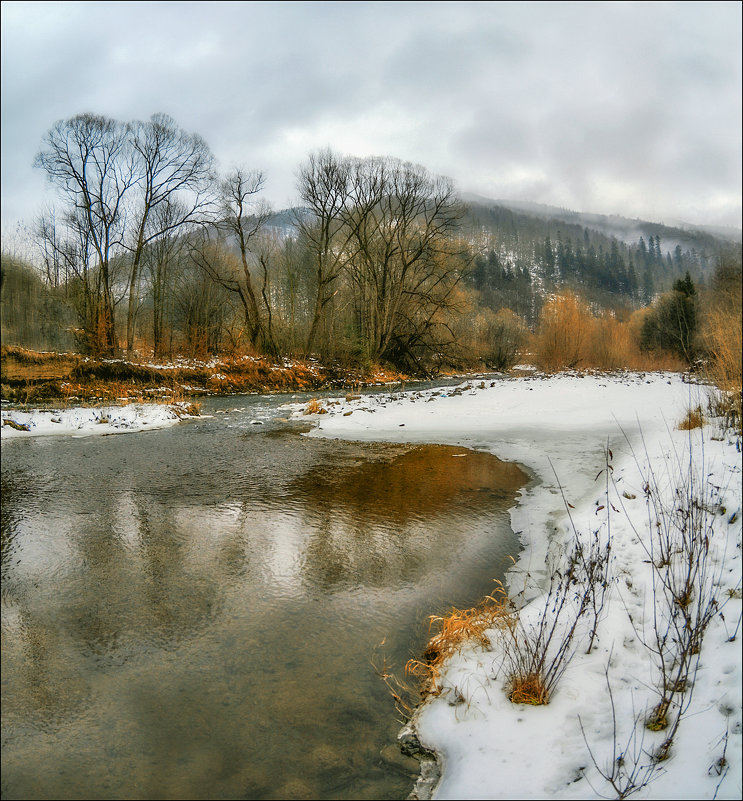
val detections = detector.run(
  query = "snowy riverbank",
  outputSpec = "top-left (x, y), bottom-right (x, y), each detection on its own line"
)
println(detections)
top-left (303, 372), bottom-right (742, 800)
top-left (1, 401), bottom-right (200, 438)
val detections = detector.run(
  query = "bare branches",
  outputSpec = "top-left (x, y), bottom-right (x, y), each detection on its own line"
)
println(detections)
top-left (579, 662), bottom-right (663, 799)
top-left (33, 112), bottom-right (216, 356)
top-left (124, 114), bottom-right (216, 354)
top-left (295, 149), bottom-right (357, 355)
top-left (501, 529), bottom-right (608, 704)
top-left (295, 148), bottom-right (467, 366)
top-left (210, 167), bottom-right (278, 354)
top-left (34, 114), bottom-right (135, 354)
top-left (616, 428), bottom-right (726, 738)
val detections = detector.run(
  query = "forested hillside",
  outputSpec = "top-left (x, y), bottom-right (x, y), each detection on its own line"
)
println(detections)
top-left (462, 199), bottom-right (728, 323)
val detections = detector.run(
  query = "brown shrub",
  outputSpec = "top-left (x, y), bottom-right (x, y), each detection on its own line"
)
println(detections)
top-left (508, 672), bottom-right (550, 705)
top-left (532, 298), bottom-right (687, 374)
top-left (701, 304), bottom-right (742, 430)
top-left (584, 313), bottom-right (633, 370)
top-left (533, 292), bottom-right (593, 372)
top-left (677, 406), bottom-right (705, 431)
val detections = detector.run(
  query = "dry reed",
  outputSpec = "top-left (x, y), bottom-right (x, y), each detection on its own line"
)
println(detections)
top-left (405, 591), bottom-right (514, 696)
top-left (677, 406), bottom-right (705, 431)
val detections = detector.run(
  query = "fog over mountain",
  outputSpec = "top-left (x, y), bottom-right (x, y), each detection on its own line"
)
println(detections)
top-left (2, 1), bottom-right (741, 239)
top-left (460, 194), bottom-right (743, 245)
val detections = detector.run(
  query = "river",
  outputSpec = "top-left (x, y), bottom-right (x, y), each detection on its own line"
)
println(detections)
top-left (1, 387), bottom-right (527, 800)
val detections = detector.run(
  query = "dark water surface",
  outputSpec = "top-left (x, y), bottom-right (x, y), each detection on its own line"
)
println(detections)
top-left (1, 390), bottom-right (527, 800)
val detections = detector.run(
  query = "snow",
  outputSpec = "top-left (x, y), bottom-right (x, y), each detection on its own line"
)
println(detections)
top-left (1, 402), bottom-right (198, 439)
top-left (303, 372), bottom-right (742, 800)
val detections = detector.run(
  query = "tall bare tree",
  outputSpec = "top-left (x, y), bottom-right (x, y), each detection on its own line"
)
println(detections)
top-left (124, 114), bottom-right (215, 355)
top-left (189, 168), bottom-right (278, 354)
top-left (34, 113), bottom-right (136, 354)
top-left (295, 149), bottom-right (358, 355)
top-left (142, 200), bottom-right (192, 358)
top-left (343, 157), bottom-right (467, 368)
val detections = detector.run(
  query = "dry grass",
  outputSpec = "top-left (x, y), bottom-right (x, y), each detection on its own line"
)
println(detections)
top-left (404, 658), bottom-right (444, 696)
top-left (1, 348), bottom-right (332, 403)
top-left (508, 671), bottom-right (550, 705)
top-left (303, 397), bottom-right (324, 414)
top-left (677, 406), bottom-right (705, 431)
top-left (702, 304), bottom-right (742, 432)
top-left (1, 346), bottom-right (406, 403)
top-left (646, 705), bottom-right (669, 732)
top-left (405, 591), bottom-right (514, 696)
top-left (172, 401), bottom-right (202, 418)
top-left (0, 345), bottom-right (74, 366)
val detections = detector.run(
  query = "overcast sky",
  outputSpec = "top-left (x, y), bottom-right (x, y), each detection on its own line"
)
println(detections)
top-left (2, 0), bottom-right (741, 239)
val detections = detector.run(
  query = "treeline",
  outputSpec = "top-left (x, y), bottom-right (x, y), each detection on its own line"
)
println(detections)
top-left (15, 114), bottom-right (472, 372)
top-left (1, 111), bottom-right (741, 380)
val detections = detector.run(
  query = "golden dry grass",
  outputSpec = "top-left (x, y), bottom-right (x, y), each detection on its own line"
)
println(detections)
top-left (507, 671), bottom-right (550, 705)
top-left (646, 704), bottom-right (669, 731)
top-left (677, 406), bottom-right (705, 431)
top-left (406, 591), bottom-right (514, 696)
top-left (702, 304), bottom-right (742, 430)
top-left (303, 397), bottom-right (324, 414)
top-left (1, 347), bottom-right (338, 402)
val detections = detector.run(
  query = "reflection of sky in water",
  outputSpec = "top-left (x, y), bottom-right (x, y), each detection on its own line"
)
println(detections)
top-left (1, 396), bottom-right (526, 800)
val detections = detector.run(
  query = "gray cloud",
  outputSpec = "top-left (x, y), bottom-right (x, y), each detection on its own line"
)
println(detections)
top-left (2, 0), bottom-right (741, 235)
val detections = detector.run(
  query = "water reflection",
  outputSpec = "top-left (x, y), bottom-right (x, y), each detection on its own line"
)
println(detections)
top-left (2, 405), bottom-right (527, 800)
top-left (292, 445), bottom-right (526, 593)
top-left (0, 468), bottom-right (23, 581)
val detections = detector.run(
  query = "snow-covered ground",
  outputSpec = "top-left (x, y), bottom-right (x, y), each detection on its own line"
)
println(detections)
top-left (1, 402), bottom-right (199, 439)
top-left (302, 372), bottom-right (742, 800)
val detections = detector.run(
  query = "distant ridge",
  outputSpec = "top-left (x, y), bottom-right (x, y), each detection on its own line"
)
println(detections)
top-left (459, 193), bottom-right (742, 245)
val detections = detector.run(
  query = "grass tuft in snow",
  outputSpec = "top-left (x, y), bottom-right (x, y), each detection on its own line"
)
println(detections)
top-left (677, 405), bottom-right (705, 431)
top-left (498, 453), bottom-right (614, 705)
top-left (405, 591), bottom-right (515, 698)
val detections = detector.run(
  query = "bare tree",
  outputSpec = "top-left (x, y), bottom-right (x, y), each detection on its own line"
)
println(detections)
top-left (35, 206), bottom-right (68, 289)
top-left (190, 168), bottom-right (278, 354)
top-left (141, 200), bottom-right (193, 358)
top-left (124, 114), bottom-right (215, 355)
top-left (295, 149), bottom-right (357, 356)
top-left (34, 113), bottom-right (136, 354)
top-left (172, 250), bottom-right (236, 356)
top-left (343, 157), bottom-right (468, 370)
top-left (295, 150), bottom-right (467, 367)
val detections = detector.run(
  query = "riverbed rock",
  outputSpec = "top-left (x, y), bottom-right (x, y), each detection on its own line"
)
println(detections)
top-left (397, 723), bottom-right (426, 757)
top-left (309, 743), bottom-right (350, 781)
top-left (278, 777), bottom-right (316, 800)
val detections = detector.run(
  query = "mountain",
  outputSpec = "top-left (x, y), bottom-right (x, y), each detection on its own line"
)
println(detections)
top-left (460, 193), bottom-right (741, 250)
top-left (256, 197), bottom-right (738, 324)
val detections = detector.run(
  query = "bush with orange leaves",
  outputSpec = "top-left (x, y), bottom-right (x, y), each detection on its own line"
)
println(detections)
top-left (532, 292), bottom-right (594, 372)
top-left (533, 292), bottom-right (687, 373)
top-left (701, 258), bottom-right (742, 431)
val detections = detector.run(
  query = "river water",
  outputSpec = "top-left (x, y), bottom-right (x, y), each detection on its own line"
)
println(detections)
top-left (1, 388), bottom-right (527, 800)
